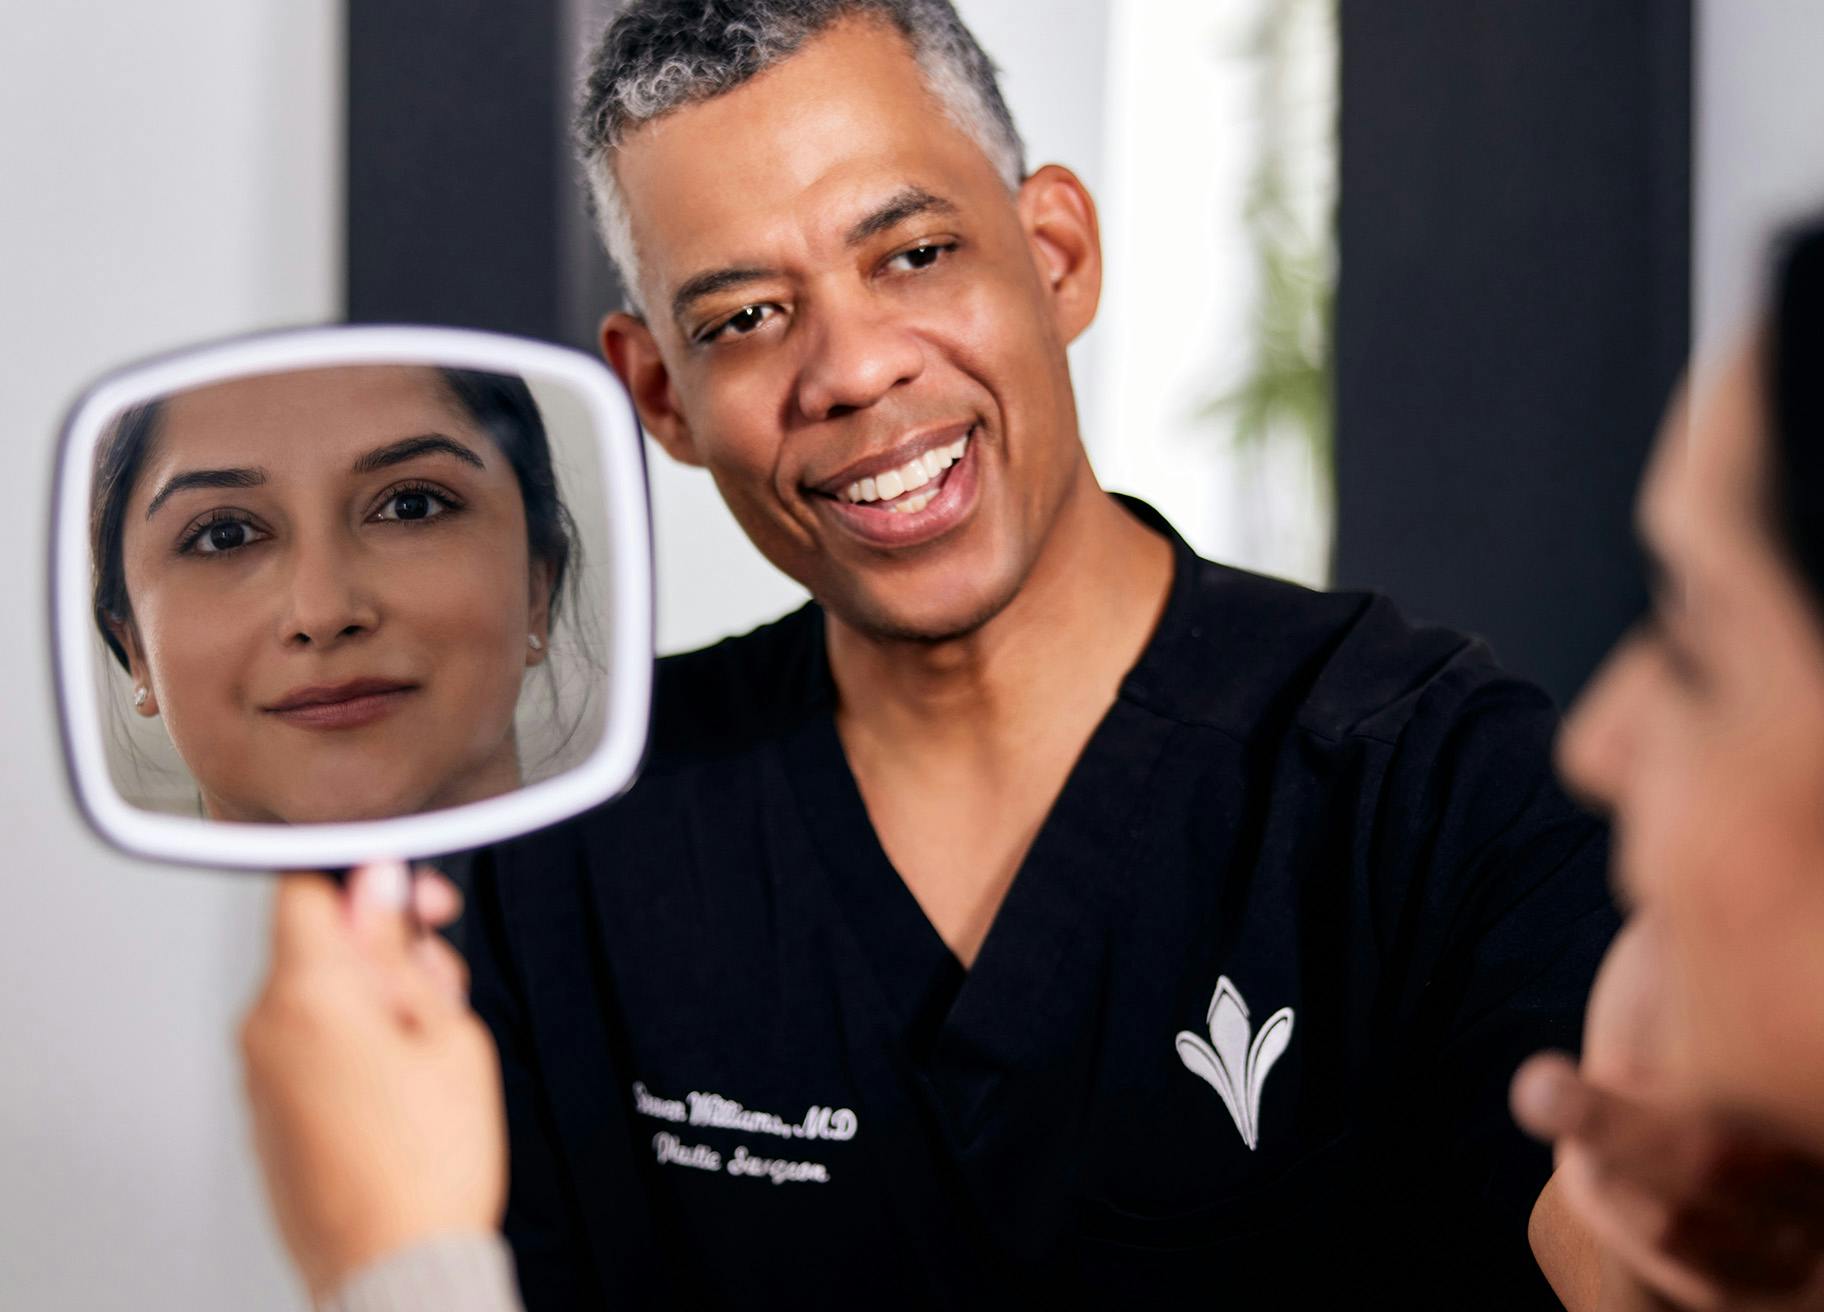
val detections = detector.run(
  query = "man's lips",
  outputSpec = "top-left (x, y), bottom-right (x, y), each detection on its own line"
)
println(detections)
top-left (815, 431), bottom-right (981, 550)
top-left (807, 420), bottom-right (976, 497)
top-left (264, 678), bottom-right (419, 731)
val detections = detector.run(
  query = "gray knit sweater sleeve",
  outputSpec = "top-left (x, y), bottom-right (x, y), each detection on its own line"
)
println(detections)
top-left (321, 1233), bottom-right (524, 1312)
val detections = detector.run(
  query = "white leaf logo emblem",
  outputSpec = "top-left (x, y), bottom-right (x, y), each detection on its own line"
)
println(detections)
top-left (1174, 976), bottom-right (1294, 1150)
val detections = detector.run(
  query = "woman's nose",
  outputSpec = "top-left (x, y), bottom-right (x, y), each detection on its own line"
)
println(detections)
top-left (278, 537), bottom-right (380, 648)
top-left (1558, 635), bottom-right (1647, 812)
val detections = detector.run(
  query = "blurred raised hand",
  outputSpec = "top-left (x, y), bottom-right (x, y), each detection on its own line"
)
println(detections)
top-left (239, 862), bottom-right (507, 1303)
top-left (1516, 917), bottom-right (1824, 1310)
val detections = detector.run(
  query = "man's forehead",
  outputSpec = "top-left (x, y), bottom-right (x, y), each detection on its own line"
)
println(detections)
top-left (610, 17), bottom-right (1004, 295)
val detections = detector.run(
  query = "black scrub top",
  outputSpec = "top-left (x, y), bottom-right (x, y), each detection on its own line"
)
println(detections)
top-left (469, 500), bottom-right (1618, 1309)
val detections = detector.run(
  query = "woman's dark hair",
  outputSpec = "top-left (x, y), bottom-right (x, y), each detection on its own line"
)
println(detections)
top-left (1770, 221), bottom-right (1824, 613)
top-left (91, 366), bottom-right (579, 670)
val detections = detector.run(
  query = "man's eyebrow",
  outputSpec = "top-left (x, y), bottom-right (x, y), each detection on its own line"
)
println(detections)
top-left (666, 189), bottom-right (962, 330)
top-left (844, 186), bottom-right (959, 247)
top-left (351, 434), bottom-right (488, 475)
top-left (145, 468), bottom-right (265, 519)
top-left (671, 267), bottom-right (780, 329)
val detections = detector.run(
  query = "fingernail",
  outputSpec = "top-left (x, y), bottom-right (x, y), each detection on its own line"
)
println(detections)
top-left (355, 859), bottom-right (409, 910)
top-left (1512, 1063), bottom-right (1570, 1134)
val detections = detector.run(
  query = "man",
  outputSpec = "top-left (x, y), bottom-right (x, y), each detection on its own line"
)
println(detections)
top-left (458, 1), bottom-right (1614, 1306)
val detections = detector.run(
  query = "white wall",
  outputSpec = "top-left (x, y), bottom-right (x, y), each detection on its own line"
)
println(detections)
top-left (1094, 0), bottom-right (1337, 587)
top-left (1695, 0), bottom-right (1824, 355)
top-left (0, 4), bottom-right (339, 1308)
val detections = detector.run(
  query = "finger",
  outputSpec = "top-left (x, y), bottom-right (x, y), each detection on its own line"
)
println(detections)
top-left (411, 933), bottom-right (472, 1010)
top-left (1561, 1140), bottom-right (1820, 1304)
top-left (346, 859), bottom-right (414, 963)
top-left (268, 871), bottom-right (354, 972)
top-left (1703, 1130), bottom-right (1824, 1223)
top-left (411, 867), bottom-right (464, 929)
top-left (1557, 1147), bottom-right (1724, 1310)
top-left (1596, 1251), bottom-right (1681, 1311)
top-left (1512, 1051), bottom-right (1584, 1141)
top-left (1512, 1055), bottom-right (1714, 1199)
top-left (1660, 1200), bottom-right (1823, 1297)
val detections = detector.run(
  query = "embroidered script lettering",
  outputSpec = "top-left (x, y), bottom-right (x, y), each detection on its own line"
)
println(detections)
top-left (652, 1132), bottom-right (721, 1172)
top-left (725, 1145), bottom-right (831, 1185)
top-left (633, 1082), bottom-right (686, 1122)
top-left (630, 1083), bottom-right (858, 1142)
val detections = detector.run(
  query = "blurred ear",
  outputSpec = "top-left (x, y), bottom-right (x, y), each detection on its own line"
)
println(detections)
top-left (1016, 164), bottom-right (1102, 346)
top-left (108, 618), bottom-right (159, 716)
top-left (600, 311), bottom-right (703, 467)
top-left (525, 559), bottom-right (553, 668)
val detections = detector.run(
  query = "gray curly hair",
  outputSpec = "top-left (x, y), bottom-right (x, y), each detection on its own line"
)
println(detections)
top-left (575, 0), bottom-right (1027, 311)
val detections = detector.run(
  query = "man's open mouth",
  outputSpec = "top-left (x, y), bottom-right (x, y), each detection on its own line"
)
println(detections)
top-left (819, 429), bottom-right (972, 517)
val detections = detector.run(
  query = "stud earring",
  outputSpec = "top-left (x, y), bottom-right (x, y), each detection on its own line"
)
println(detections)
top-left (132, 686), bottom-right (148, 708)
top-left (528, 634), bottom-right (544, 652)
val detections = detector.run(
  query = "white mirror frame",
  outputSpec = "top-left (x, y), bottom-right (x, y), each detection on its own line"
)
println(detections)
top-left (50, 325), bottom-right (653, 869)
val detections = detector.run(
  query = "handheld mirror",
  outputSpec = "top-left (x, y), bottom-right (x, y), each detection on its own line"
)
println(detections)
top-left (50, 326), bottom-right (652, 869)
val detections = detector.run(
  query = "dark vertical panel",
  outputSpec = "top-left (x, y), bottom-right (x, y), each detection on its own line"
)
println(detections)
top-left (1335, 3), bottom-right (1691, 707)
top-left (346, 0), bottom-right (623, 347)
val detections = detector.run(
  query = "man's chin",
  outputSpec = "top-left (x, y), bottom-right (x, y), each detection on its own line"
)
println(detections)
top-left (824, 577), bottom-right (1020, 646)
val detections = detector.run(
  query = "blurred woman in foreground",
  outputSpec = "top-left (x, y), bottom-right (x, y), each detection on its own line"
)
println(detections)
top-left (1519, 222), bottom-right (1824, 1308)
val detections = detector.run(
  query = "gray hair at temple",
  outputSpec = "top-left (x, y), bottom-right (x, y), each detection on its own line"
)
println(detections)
top-left (575, 0), bottom-right (1027, 312)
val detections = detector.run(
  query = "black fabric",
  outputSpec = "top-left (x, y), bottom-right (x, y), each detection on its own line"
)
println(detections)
top-left (468, 499), bottom-right (1618, 1308)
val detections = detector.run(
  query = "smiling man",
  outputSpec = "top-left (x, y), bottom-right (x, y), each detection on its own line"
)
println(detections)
top-left (464, 1), bottom-right (1618, 1305)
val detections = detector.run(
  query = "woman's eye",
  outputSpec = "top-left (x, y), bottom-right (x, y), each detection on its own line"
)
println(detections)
top-left (703, 304), bottom-right (778, 343)
top-left (373, 488), bottom-right (452, 523)
top-left (185, 517), bottom-right (267, 556)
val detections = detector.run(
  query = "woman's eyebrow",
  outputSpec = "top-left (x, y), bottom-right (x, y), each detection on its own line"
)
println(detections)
top-left (145, 467), bottom-right (264, 519)
top-left (351, 434), bottom-right (487, 474)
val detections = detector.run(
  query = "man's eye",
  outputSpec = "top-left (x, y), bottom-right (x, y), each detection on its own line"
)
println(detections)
top-left (887, 243), bottom-right (954, 273)
top-left (703, 304), bottom-right (778, 343)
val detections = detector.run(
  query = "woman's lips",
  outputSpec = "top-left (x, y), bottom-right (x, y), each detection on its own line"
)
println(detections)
top-left (264, 680), bottom-right (419, 731)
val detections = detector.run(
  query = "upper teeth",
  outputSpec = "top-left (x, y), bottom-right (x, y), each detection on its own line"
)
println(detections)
top-left (841, 434), bottom-right (969, 505)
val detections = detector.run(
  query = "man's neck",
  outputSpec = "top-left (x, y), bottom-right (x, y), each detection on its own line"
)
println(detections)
top-left (825, 474), bottom-right (1174, 780)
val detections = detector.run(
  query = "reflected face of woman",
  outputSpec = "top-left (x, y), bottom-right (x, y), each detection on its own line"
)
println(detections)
top-left (1559, 340), bottom-right (1824, 1144)
top-left (114, 365), bottom-right (549, 823)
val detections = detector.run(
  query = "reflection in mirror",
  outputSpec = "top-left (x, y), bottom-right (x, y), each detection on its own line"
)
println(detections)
top-left (87, 363), bottom-right (609, 824)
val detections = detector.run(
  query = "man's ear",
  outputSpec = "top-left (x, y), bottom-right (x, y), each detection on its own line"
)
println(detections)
top-left (525, 558), bottom-right (553, 668)
top-left (1016, 164), bottom-right (1103, 346)
top-left (107, 618), bottom-right (159, 716)
top-left (600, 311), bottom-right (704, 467)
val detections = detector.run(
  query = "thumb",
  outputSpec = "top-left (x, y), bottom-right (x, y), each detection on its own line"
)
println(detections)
top-left (269, 871), bottom-right (355, 972)
top-left (1512, 1052), bottom-right (1715, 1200)
top-left (345, 859), bottom-right (414, 966)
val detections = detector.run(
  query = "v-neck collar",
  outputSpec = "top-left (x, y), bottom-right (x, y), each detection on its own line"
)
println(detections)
top-left (780, 498), bottom-right (1198, 1108)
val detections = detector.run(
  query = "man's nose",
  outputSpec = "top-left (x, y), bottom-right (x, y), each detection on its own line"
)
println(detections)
top-left (793, 301), bottom-right (925, 422)
top-left (277, 535), bottom-right (380, 649)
